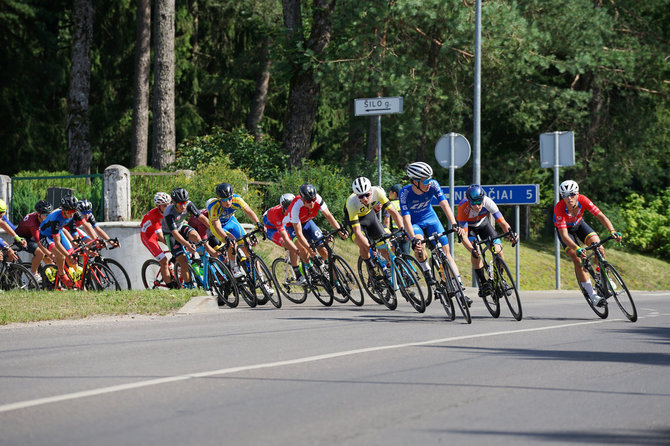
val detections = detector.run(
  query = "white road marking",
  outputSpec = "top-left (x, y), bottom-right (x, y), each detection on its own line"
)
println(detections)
top-left (0, 316), bottom-right (649, 413)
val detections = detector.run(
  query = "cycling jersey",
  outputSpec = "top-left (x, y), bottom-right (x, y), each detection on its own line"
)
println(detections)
top-left (398, 180), bottom-right (446, 221)
top-left (40, 209), bottom-right (84, 238)
top-left (345, 186), bottom-right (389, 227)
top-left (161, 202), bottom-right (200, 234)
top-left (457, 196), bottom-right (503, 229)
top-left (188, 209), bottom-right (209, 239)
top-left (140, 207), bottom-right (165, 260)
top-left (553, 194), bottom-right (601, 231)
top-left (66, 212), bottom-right (98, 236)
top-left (207, 195), bottom-right (247, 227)
top-left (283, 195), bottom-right (328, 227)
top-left (17, 212), bottom-right (41, 241)
top-left (263, 204), bottom-right (288, 247)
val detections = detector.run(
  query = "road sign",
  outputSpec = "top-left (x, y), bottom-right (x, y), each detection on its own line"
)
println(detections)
top-left (430, 184), bottom-right (540, 206)
top-left (354, 96), bottom-right (403, 116)
top-left (540, 131), bottom-right (574, 167)
top-left (434, 133), bottom-right (471, 168)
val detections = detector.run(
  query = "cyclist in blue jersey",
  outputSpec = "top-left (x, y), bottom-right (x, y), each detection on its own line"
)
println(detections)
top-left (399, 162), bottom-right (473, 295)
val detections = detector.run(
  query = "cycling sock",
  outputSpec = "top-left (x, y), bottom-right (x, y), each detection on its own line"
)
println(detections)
top-left (293, 265), bottom-right (302, 278)
top-left (475, 268), bottom-right (486, 285)
top-left (581, 281), bottom-right (595, 297)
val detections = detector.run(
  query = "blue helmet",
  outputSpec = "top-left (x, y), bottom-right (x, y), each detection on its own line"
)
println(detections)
top-left (466, 184), bottom-right (485, 204)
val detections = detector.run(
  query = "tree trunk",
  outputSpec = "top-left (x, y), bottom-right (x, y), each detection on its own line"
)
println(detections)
top-left (417, 26), bottom-right (441, 162)
top-left (281, 0), bottom-right (336, 167)
top-left (67, 0), bottom-right (93, 175)
top-left (130, 0), bottom-right (151, 168)
top-left (246, 36), bottom-right (272, 140)
top-left (151, 0), bottom-right (176, 169)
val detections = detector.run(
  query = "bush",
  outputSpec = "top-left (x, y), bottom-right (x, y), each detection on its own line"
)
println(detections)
top-left (620, 188), bottom-right (670, 259)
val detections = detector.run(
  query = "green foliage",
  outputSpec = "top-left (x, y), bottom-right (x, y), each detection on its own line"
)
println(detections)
top-left (620, 188), bottom-right (670, 259)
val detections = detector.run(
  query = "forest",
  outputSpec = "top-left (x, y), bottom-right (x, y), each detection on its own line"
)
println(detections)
top-left (1, 0), bottom-right (669, 256)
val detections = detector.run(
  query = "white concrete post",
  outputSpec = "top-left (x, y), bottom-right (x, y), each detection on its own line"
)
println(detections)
top-left (0, 175), bottom-right (11, 205)
top-left (104, 165), bottom-right (131, 221)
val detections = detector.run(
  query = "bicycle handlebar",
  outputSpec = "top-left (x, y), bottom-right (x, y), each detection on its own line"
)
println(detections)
top-left (307, 226), bottom-right (347, 250)
top-left (473, 231), bottom-right (518, 248)
top-left (583, 234), bottom-right (621, 251)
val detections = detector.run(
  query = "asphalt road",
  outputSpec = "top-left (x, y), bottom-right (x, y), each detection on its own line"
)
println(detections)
top-left (1, 290), bottom-right (669, 446)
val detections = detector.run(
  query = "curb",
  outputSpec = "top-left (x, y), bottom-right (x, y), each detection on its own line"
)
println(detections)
top-left (177, 295), bottom-right (220, 314)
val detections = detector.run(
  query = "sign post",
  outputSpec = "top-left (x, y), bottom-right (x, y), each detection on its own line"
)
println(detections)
top-left (354, 97), bottom-right (403, 190)
top-left (540, 131), bottom-right (575, 290)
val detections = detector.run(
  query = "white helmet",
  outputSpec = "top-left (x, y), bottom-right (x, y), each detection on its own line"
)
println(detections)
top-left (559, 180), bottom-right (579, 197)
top-left (406, 162), bottom-right (433, 180)
top-left (352, 177), bottom-right (372, 195)
top-left (153, 192), bottom-right (171, 206)
top-left (280, 193), bottom-right (295, 210)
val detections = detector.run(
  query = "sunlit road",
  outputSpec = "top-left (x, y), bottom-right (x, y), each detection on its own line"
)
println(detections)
top-left (1, 291), bottom-right (669, 446)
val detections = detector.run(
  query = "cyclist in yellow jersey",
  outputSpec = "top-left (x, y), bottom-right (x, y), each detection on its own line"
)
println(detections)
top-left (207, 182), bottom-right (264, 278)
top-left (344, 177), bottom-right (404, 275)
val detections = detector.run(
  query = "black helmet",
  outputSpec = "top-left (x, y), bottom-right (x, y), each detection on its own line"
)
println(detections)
top-left (466, 184), bottom-right (485, 204)
top-left (171, 187), bottom-right (189, 203)
top-left (77, 199), bottom-right (93, 214)
top-left (280, 193), bottom-right (295, 210)
top-left (61, 195), bottom-right (78, 211)
top-left (216, 182), bottom-right (233, 199)
top-left (388, 183), bottom-right (403, 195)
top-left (35, 200), bottom-right (53, 215)
top-left (299, 183), bottom-right (317, 201)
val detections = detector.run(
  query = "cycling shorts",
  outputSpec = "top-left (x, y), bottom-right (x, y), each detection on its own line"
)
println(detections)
top-left (165, 225), bottom-right (196, 258)
top-left (348, 210), bottom-right (386, 242)
top-left (467, 219), bottom-right (501, 246)
top-left (412, 215), bottom-right (448, 247)
top-left (556, 220), bottom-right (598, 251)
top-left (40, 229), bottom-right (73, 252)
top-left (141, 232), bottom-right (166, 261)
top-left (286, 220), bottom-right (323, 245)
top-left (263, 214), bottom-right (287, 248)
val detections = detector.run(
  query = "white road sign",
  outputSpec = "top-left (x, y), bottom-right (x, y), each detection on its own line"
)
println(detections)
top-left (354, 96), bottom-right (403, 116)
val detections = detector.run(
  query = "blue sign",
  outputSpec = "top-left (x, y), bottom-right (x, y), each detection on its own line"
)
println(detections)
top-left (430, 184), bottom-right (540, 206)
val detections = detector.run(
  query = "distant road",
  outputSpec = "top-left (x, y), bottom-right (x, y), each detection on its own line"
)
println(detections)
top-left (1, 291), bottom-right (669, 446)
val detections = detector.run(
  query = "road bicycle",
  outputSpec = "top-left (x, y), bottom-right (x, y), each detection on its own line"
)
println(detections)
top-left (578, 235), bottom-right (637, 322)
top-left (141, 252), bottom-right (180, 290)
top-left (0, 243), bottom-right (40, 291)
top-left (40, 239), bottom-right (120, 291)
top-left (472, 231), bottom-right (522, 321)
top-left (357, 229), bottom-right (426, 312)
top-left (174, 239), bottom-right (241, 308)
top-left (230, 228), bottom-right (281, 308)
top-left (422, 229), bottom-right (471, 324)
top-left (304, 227), bottom-right (363, 307)
top-left (271, 249), bottom-right (308, 304)
top-left (91, 237), bottom-right (131, 290)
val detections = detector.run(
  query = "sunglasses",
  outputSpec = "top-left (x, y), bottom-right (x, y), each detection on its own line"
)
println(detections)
top-left (176, 201), bottom-right (188, 206)
top-left (419, 178), bottom-right (432, 185)
top-left (303, 197), bottom-right (316, 203)
top-left (357, 193), bottom-right (371, 200)
top-left (220, 197), bottom-right (232, 202)
top-left (562, 192), bottom-right (577, 198)
top-left (469, 199), bottom-right (483, 206)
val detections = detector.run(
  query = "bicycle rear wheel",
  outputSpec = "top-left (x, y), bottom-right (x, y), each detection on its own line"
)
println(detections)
top-left (209, 258), bottom-right (239, 308)
top-left (271, 257), bottom-right (307, 304)
top-left (87, 263), bottom-right (121, 291)
top-left (175, 260), bottom-right (204, 289)
top-left (1, 263), bottom-right (40, 291)
top-left (602, 263), bottom-right (637, 322)
top-left (357, 257), bottom-right (385, 305)
top-left (395, 257), bottom-right (426, 313)
top-left (400, 254), bottom-right (431, 307)
top-left (141, 259), bottom-right (170, 289)
top-left (494, 258), bottom-right (522, 321)
top-left (331, 255), bottom-right (364, 306)
top-left (430, 258), bottom-right (455, 320)
top-left (101, 258), bottom-right (131, 290)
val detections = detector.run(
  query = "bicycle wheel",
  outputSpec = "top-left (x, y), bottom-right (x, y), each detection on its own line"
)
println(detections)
top-left (271, 257), bottom-right (307, 304)
top-left (87, 263), bottom-right (121, 291)
top-left (395, 257), bottom-right (426, 313)
top-left (602, 263), bottom-right (637, 322)
top-left (480, 275), bottom-right (501, 318)
top-left (141, 259), bottom-right (165, 289)
top-left (308, 267), bottom-right (335, 306)
top-left (101, 258), bottom-right (131, 290)
top-left (1, 263), bottom-right (40, 291)
top-left (430, 258), bottom-right (455, 320)
top-left (39, 263), bottom-right (57, 290)
top-left (580, 265), bottom-right (609, 319)
top-left (331, 255), bottom-right (364, 306)
top-left (494, 257), bottom-right (522, 321)
top-left (253, 256), bottom-right (281, 308)
top-left (400, 254), bottom-right (432, 306)
top-left (437, 257), bottom-right (471, 324)
top-left (175, 260), bottom-right (204, 289)
top-left (208, 258), bottom-right (239, 308)
top-left (357, 256), bottom-right (385, 305)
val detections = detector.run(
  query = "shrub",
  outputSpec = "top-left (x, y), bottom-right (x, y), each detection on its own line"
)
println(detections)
top-left (620, 188), bottom-right (670, 259)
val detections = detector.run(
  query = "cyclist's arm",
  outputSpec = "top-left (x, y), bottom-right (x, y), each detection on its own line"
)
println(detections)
top-left (438, 198), bottom-right (465, 238)
top-left (241, 204), bottom-right (261, 226)
top-left (211, 219), bottom-right (234, 242)
top-left (80, 220), bottom-right (98, 242)
top-left (170, 227), bottom-right (194, 252)
top-left (292, 221), bottom-right (310, 252)
top-left (385, 204), bottom-right (404, 231)
top-left (0, 219), bottom-right (26, 247)
top-left (595, 211), bottom-right (615, 234)
top-left (402, 214), bottom-right (416, 240)
top-left (321, 207), bottom-right (346, 238)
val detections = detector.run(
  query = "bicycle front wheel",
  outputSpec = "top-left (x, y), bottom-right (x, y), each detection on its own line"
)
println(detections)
top-left (87, 263), bottom-right (121, 291)
top-left (209, 258), bottom-right (239, 308)
top-left (581, 264), bottom-right (609, 319)
top-left (395, 257), bottom-right (426, 313)
top-left (602, 263), bottom-right (637, 322)
top-left (400, 254), bottom-right (431, 307)
top-left (494, 258), bottom-right (522, 321)
top-left (308, 268), bottom-right (334, 306)
top-left (439, 257), bottom-right (471, 324)
top-left (102, 258), bottom-right (132, 290)
top-left (271, 257), bottom-right (307, 304)
top-left (254, 256), bottom-right (281, 308)
top-left (331, 255), bottom-right (364, 306)
top-left (430, 258), bottom-right (455, 321)
top-left (357, 257), bottom-right (386, 306)
top-left (1, 263), bottom-right (40, 291)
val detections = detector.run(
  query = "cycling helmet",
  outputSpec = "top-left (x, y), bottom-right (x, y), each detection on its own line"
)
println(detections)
top-left (466, 184), bottom-right (485, 204)
top-left (153, 192), bottom-right (171, 206)
top-left (61, 195), bottom-right (78, 211)
top-left (280, 193), bottom-right (295, 210)
top-left (406, 162), bottom-right (433, 180)
top-left (299, 183), bottom-right (317, 201)
top-left (559, 180), bottom-right (579, 197)
top-left (352, 177), bottom-right (372, 195)
top-left (171, 187), bottom-right (189, 203)
top-left (35, 200), bottom-right (53, 215)
top-left (388, 184), bottom-right (403, 195)
top-left (0, 199), bottom-right (6, 214)
top-left (77, 199), bottom-right (93, 214)
top-left (215, 182), bottom-right (233, 199)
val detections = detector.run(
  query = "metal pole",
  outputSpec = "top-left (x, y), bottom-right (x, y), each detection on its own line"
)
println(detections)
top-left (377, 115), bottom-right (382, 188)
top-left (473, 0), bottom-right (481, 185)
top-left (515, 205), bottom-right (520, 290)
top-left (449, 134), bottom-right (455, 256)
top-left (554, 131), bottom-right (561, 290)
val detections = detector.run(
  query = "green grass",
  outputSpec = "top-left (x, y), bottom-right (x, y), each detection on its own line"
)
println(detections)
top-left (2, 237), bottom-right (667, 325)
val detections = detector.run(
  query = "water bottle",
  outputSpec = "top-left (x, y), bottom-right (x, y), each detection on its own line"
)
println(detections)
top-left (193, 263), bottom-right (203, 277)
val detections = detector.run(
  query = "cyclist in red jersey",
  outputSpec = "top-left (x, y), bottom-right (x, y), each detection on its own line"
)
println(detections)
top-left (140, 192), bottom-right (173, 287)
top-left (16, 200), bottom-right (56, 280)
top-left (263, 193), bottom-right (304, 283)
top-left (553, 180), bottom-right (621, 306)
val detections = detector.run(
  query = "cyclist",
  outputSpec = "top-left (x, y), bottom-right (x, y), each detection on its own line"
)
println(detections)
top-left (263, 193), bottom-right (304, 284)
top-left (140, 192), bottom-right (175, 288)
top-left (39, 195), bottom-right (97, 287)
top-left (553, 179), bottom-right (621, 306)
top-left (283, 183), bottom-right (347, 270)
top-left (344, 177), bottom-right (404, 278)
top-left (0, 198), bottom-right (27, 263)
top-left (66, 199), bottom-right (120, 248)
top-left (383, 183), bottom-right (410, 255)
top-left (399, 162), bottom-right (473, 299)
top-left (206, 182), bottom-right (264, 279)
top-left (457, 184), bottom-right (517, 298)
top-left (16, 200), bottom-right (56, 281)
top-left (161, 187), bottom-right (212, 289)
